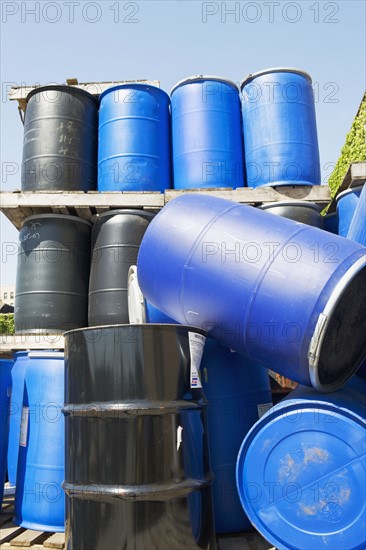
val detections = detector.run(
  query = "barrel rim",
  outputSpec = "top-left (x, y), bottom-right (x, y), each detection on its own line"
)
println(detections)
top-left (27, 351), bottom-right (64, 359)
top-left (92, 209), bottom-right (156, 222)
top-left (240, 67), bottom-right (312, 89)
top-left (64, 324), bottom-right (207, 337)
top-left (27, 85), bottom-right (98, 105)
top-left (335, 184), bottom-right (364, 203)
top-left (170, 75), bottom-right (239, 95)
top-left (308, 255), bottom-right (366, 392)
top-left (22, 213), bottom-right (92, 227)
top-left (99, 83), bottom-right (170, 103)
top-left (259, 201), bottom-right (321, 212)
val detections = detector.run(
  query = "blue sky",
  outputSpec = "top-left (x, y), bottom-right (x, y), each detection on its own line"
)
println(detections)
top-left (1, 0), bottom-right (365, 284)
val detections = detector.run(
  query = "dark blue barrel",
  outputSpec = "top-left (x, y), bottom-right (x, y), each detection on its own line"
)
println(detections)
top-left (137, 194), bottom-right (366, 391)
top-left (260, 201), bottom-right (324, 228)
top-left (201, 340), bottom-right (272, 534)
top-left (0, 359), bottom-right (12, 509)
top-left (347, 183), bottom-right (366, 245)
top-left (336, 186), bottom-right (363, 237)
top-left (323, 211), bottom-right (338, 234)
top-left (15, 214), bottom-right (91, 334)
top-left (128, 265), bottom-right (178, 324)
top-left (63, 325), bottom-right (215, 550)
top-left (22, 85), bottom-right (98, 192)
top-left (241, 68), bottom-right (320, 187)
top-left (236, 376), bottom-right (366, 550)
top-left (7, 351), bottom-right (28, 487)
top-left (171, 76), bottom-right (244, 189)
top-left (98, 84), bottom-right (171, 192)
top-left (14, 351), bottom-right (65, 532)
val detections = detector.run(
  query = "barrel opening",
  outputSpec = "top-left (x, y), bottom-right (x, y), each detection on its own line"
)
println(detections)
top-left (317, 266), bottom-right (366, 389)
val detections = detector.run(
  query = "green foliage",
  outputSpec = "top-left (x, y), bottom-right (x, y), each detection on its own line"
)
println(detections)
top-left (0, 314), bottom-right (15, 334)
top-left (328, 93), bottom-right (366, 197)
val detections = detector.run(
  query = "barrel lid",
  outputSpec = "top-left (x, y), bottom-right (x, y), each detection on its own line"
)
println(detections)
top-left (335, 184), bottom-right (364, 203)
top-left (99, 83), bottom-right (170, 103)
top-left (127, 265), bottom-right (147, 324)
top-left (240, 67), bottom-right (312, 89)
top-left (22, 213), bottom-right (92, 227)
top-left (171, 75), bottom-right (239, 95)
top-left (308, 255), bottom-right (366, 392)
top-left (27, 85), bottom-right (98, 105)
top-left (92, 209), bottom-right (156, 223)
top-left (236, 395), bottom-right (366, 550)
top-left (260, 201), bottom-right (321, 212)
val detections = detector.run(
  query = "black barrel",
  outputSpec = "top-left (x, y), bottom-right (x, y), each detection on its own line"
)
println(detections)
top-left (22, 85), bottom-right (98, 191)
top-left (259, 200), bottom-right (324, 227)
top-left (15, 214), bottom-right (91, 333)
top-left (63, 325), bottom-right (216, 550)
top-left (88, 210), bottom-right (154, 326)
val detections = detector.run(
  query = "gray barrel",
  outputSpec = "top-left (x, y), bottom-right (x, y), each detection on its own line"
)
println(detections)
top-left (63, 324), bottom-right (216, 550)
top-left (15, 214), bottom-right (91, 333)
top-left (88, 210), bottom-right (154, 326)
top-left (21, 85), bottom-right (98, 191)
top-left (259, 201), bottom-right (324, 228)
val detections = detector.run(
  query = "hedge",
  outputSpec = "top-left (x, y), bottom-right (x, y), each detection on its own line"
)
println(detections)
top-left (0, 314), bottom-right (15, 335)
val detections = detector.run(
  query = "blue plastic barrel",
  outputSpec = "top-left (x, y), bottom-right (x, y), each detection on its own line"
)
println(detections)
top-left (201, 339), bottom-right (272, 534)
top-left (323, 211), bottom-right (338, 234)
top-left (236, 376), bottom-right (366, 550)
top-left (0, 359), bottom-right (13, 509)
top-left (7, 351), bottom-right (28, 487)
top-left (14, 351), bottom-right (65, 532)
top-left (347, 183), bottom-right (366, 245)
top-left (336, 186), bottom-right (363, 237)
top-left (241, 68), bottom-right (320, 187)
top-left (171, 76), bottom-right (245, 189)
top-left (98, 84), bottom-right (171, 192)
top-left (137, 194), bottom-right (366, 391)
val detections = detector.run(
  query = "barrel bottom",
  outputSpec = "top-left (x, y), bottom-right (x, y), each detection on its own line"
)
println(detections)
top-left (65, 490), bottom-right (216, 550)
top-left (250, 180), bottom-right (319, 188)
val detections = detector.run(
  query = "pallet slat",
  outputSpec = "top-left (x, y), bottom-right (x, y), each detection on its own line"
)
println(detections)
top-left (0, 522), bottom-right (24, 545)
top-left (43, 533), bottom-right (65, 549)
top-left (10, 529), bottom-right (49, 547)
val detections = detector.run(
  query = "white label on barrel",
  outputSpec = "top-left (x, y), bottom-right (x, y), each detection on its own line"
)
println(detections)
top-left (20, 406), bottom-right (29, 447)
top-left (257, 403), bottom-right (273, 419)
top-left (189, 332), bottom-right (205, 388)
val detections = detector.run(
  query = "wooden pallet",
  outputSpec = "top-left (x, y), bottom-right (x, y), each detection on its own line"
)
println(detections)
top-left (327, 161), bottom-right (366, 212)
top-left (0, 334), bottom-right (64, 356)
top-left (0, 502), bottom-right (64, 549)
top-left (0, 186), bottom-right (331, 230)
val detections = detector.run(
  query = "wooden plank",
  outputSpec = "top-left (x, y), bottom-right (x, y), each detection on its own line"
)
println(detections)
top-left (74, 206), bottom-right (93, 222)
top-left (165, 186), bottom-right (330, 205)
top-left (10, 529), bottom-right (49, 547)
top-left (0, 522), bottom-right (24, 545)
top-left (43, 532), bottom-right (65, 549)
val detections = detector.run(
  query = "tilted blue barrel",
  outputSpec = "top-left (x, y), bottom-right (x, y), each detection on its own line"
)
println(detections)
top-left (171, 76), bottom-right (245, 189)
top-left (0, 359), bottom-right (13, 509)
top-left (347, 183), bottom-right (366, 245)
top-left (323, 211), bottom-right (338, 234)
top-left (201, 340), bottom-right (272, 534)
top-left (336, 186), bottom-right (363, 237)
top-left (241, 68), bottom-right (320, 187)
top-left (128, 265), bottom-right (178, 324)
top-left (137, 194), bottom-right (366, 391)
top-left (7, 351), bottom-right (28, 487)
top-left (236, 376), bottom-right (366, 550)
top-left (14, 352), bottom-right (65, 532)
top-left (98, 84), bottom-right (171, 192)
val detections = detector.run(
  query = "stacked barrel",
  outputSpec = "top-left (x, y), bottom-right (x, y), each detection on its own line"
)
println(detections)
top-left (1, 69), bottom-right (364, 550)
